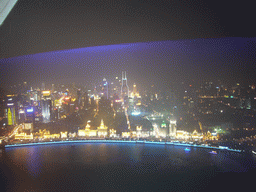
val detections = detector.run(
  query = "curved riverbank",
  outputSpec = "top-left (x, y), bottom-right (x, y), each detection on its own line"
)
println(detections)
top-left (4, 139), bottom-right (242, 153)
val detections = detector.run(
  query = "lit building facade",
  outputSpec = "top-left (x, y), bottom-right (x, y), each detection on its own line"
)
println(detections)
top-left (169, 120), bottom-right (177, 137)
top-left (97, 119), bottom-right (108, 137)
top-left (121, 71), bottom-right (129, 104)
top-left (78, 123), bottom-right (92, 137)
top-left (41, 91), bottom-right (51, 123)
top-left (14, 132), bottom-right (33, 140)
top-left (109, 128), bottom-right (117, 137)
top-left (5, 95), bottom-right (17, 126)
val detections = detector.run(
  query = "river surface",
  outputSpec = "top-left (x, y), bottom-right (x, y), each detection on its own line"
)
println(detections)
top-left (0, 143), bottom-right (256, 192)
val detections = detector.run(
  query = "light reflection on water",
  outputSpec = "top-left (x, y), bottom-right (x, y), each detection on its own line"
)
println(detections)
top-left (1, 143), bottom-right (255, 192)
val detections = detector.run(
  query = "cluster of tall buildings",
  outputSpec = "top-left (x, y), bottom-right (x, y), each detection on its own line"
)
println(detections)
top-left (5, 72), bottom-right (256, 142)
top-left (3, 87), bottom-right (87, 128)
top-left (2, 71), bottom-right (141, 126)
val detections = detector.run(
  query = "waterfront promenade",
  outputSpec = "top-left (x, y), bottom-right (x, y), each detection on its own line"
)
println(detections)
top-left (5, 139), bottom-right (242, 153)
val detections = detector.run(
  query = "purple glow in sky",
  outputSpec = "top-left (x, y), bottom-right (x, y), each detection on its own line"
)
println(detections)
top-left (0, 37), bottom-right (255, 90)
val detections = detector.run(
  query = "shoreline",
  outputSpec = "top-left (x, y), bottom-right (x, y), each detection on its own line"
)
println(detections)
top-left (4, 139), bottom-right (242, 153)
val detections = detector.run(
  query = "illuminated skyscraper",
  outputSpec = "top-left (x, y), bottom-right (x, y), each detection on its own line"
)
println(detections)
top-left (102, 78), bottom-right (109, 99)
top-left (133, 83), bottom-right (137, 94)
top-left (23, 82), bottom-right (28, 94)
top-left (121, 71), bottom-right (129, 99)
top-left (7, 107), bottom-right (16, 125)
top-left (5, 95), bottom-right (17, 126)
top-left (77, 89), bottom-right (81, 106)
top-left (51, 84), bottom-right (55, 92)
top-left (41, 91), bottom-right (51, 123)
top-left (169, 120), bottom-right (177, 137)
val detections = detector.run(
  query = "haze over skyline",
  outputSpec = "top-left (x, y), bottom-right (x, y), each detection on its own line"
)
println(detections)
top-left (0, 0), bottom-right (255, 91)
top-left (1, 37), bottom-right (256, 91)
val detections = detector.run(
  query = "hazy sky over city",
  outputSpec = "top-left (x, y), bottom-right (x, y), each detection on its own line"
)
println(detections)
top-left (1, 38), bottom-right (255, 90)
top-left (0, 0), bottom-right (255, 90)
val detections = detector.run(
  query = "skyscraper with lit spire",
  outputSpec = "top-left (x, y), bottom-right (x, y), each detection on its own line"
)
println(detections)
top-left (121, 71), bottom-right (129, 99)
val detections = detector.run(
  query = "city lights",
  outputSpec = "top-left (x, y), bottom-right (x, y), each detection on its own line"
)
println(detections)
top-left (0, 70), bottom-right (254, 157)
top-left (131, 111), bottom-right (141, 116)
top-left (27, 108), bottom-right (33, 113)
top-left (0, 3), bottom-right (255, 190)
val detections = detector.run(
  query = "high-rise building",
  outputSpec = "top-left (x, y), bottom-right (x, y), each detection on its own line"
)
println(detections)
top-left (41, 82), bottom-right (45, 91)
top-left (23, 82), bottom-right (28, 94)
top-left (81, 91), bottom-right (89, 109)
top-left (5, 95), bottom-right (17, 126)
top-left (51, 84), bottom-right (55, 92)
top-left (121, 71), bottom-right (129, 105)
top-left (133, 83), bottom-right (137, 94)
top-left (169, 120), bottom-right (177, 138)
top-left (111, 76), bottom-right (121, 98)
top-left (25, 107), bottom-right (35, 124)
top-left (77, 89), bottom-right (81, 107)
top-left (41, 91), bottom-right (51, 123)
top-left (102, 78), bottom-right (109, 99)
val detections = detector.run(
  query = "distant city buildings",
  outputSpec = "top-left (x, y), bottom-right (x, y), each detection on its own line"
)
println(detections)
top-left (2, 74), bottom-right (256, 143)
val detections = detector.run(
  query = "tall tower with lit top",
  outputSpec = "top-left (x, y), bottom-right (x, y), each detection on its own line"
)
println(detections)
top-left (121, 71), bottom-right (129, 99)
top-left (133, 83), bottom-right (137, 94)
top-left (102, 78), bottom-right (108, 99)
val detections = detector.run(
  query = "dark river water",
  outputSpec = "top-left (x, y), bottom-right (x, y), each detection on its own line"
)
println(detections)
top-left (1, 143), bottom-right (256, 192)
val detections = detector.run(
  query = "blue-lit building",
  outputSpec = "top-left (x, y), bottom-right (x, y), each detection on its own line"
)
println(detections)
top-left (41, 91), bottom-right (52, 123)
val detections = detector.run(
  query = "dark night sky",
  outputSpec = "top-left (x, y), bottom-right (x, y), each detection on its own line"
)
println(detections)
top-left (0, 0), bottom-right (256, 90)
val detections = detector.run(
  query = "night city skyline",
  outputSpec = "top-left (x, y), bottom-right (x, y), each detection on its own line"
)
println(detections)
top-left (1, 1), bottom-right (256, 191)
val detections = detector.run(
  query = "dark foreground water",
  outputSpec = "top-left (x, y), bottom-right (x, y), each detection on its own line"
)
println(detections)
top-left (1, 143), bottom-right (256, 192)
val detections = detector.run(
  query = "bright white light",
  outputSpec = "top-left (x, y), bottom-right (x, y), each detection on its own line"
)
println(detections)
top-left (27, 108), bottom-right (33, 112)
top-left (0, 0), bottom-right (18, 26)
top-left (131, 111), bottom-right (141, 116)
top-left (7, 103), bottom-right (14, 106)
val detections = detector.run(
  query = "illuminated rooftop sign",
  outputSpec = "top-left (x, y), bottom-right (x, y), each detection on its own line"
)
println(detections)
top-left (131, 111), bottom-right (141, 116)
top-left (161, 123), bottom-right (166, 127)
top-left (42, 91), bottom-right (51, 96)
top-left (27, 108), bottom-right (33, 113)
top-left (64, 97), bottom-right (70, 100)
